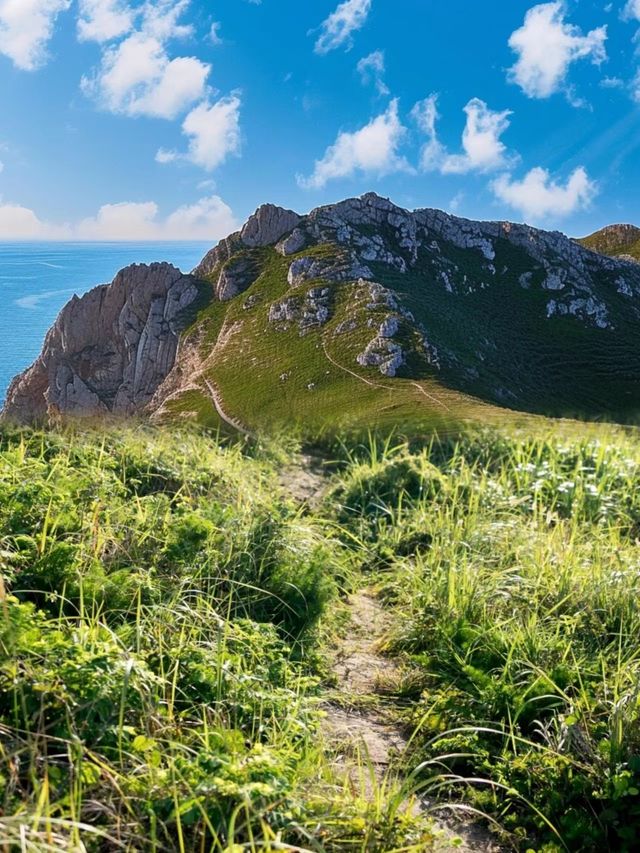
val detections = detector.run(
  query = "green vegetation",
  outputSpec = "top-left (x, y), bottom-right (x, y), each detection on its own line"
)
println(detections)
top-left (160, 232), bottom-right (640, 436)
top-left (3, 419), bottom-right (640, 851)
top-left (578, 225), bottom-right (640, 262)
top-left (162, 245), bottom-right (497, 436)
top-left (332, 424), bottom-right (640, 851)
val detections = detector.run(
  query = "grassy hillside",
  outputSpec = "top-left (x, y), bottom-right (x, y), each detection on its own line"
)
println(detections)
top-left (578, 224), bottom-right (640, 262)
top-left (3, 420), bottom-right (640, 850)
top-left (160, 246), bottom-right (497, 436)
top-left (157, 234), bottom-right (640, 436)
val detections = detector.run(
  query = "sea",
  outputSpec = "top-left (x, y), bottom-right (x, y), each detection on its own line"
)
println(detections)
top-left (0, 242), bottom-right (210, 404)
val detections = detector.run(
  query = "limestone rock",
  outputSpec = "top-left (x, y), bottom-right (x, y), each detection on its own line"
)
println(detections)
top-left (276, 227), bottom-right (308, 256)
top-left (357, 338), bottom-right (405, 377)
top-left (216, 256), bottom-right (261, 301)
top-left (3, 263), bottom-right (200, 423)
top-left (241, 204), bottom-right (301, 248)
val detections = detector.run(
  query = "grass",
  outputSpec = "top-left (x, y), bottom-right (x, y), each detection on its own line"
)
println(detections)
top-left (0, 425), bottom-right (442, 852)
top-left (329, 423), bottom-right (640, 851)
top-left (162, 245), bottom-right (500, 437)
top-left (157, 231), bottom-right (640, 438)
top-left (578, 226), bottom-right (640, 262)
top-left (3, 418), bottom-right (640, 850)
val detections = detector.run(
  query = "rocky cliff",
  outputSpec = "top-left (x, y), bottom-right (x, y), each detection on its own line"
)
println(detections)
top-left (6, 193), bottom-right (640, 429)
top-left (4, 263), bottom-right (201, 423)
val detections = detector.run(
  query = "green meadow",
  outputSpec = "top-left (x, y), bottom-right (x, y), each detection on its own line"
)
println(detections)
top-left (2, 420), bottom-right (640, 851)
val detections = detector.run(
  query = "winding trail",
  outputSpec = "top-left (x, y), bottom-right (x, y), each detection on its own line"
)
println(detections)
top-left (203, 378), bottom-right (251, 436)
top-left (322, 590), bottom-right (501, 852)
top-left (322, 341), bottom-right (452, 413)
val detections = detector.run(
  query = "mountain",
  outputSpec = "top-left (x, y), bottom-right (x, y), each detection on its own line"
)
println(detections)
top-left (5, 192), bottom-right (640, 433)
top-left (578, 224), bottom-right (640, 263)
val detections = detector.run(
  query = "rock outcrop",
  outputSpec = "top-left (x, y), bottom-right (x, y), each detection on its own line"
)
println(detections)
top-left (6, 192), bottom-right (640, 425)
top-left (4, 263), bottom-right (200, 424)
top-left (194, 203), bottom-right (301, 290)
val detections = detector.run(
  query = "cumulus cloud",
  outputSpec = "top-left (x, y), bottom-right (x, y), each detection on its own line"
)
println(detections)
top-left (156, 95), bottom-right (242, 171)
top-left (298, 99), bottom-right (410, 190)
top-left (413, 96), bottom-right (514, 175)
top-left (508, 2), bottom-right (607, 100)
top-left (0, 195), bottom-right (238, 241)
top-left (492, 166), bottom-right (596, 221)
top-left (0, 0), bottom-right (71, 71)
top-left (623, 0), bottom-right (640, 21)
top-left (81, 1), bottom-right (209, 119)
top-left (82, 33), bottom-right (209, 119)
top-left (77, 0), bottom-right (134, 43)
top-left (357, 50), bottom-right (389, 96)
top-left (0, 202), bottom-right (71, 239)
top-left (314, 0), bottom-right (372, 55)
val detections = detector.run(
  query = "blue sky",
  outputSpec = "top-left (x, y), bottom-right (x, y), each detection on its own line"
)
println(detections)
top-left (1, 0), bottom-right (640, 240)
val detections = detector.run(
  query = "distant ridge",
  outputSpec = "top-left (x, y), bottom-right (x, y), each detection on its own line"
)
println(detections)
top-left (578, 224), bottom-right (640, 263)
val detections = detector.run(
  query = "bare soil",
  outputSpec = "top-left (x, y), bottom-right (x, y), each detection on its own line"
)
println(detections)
top-left (322, 591), bottom-right (503, 852)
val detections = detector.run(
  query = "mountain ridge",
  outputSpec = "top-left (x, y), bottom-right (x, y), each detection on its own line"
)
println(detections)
top-left (5, 193), bottom-right (640, 432)
top-left (577, 223), bottom-right (640, 264)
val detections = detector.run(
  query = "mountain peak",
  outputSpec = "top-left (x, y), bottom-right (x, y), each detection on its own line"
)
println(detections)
top-left (240, 203), bottom-right (301, 248)
top-left (6, 194), bottom-right (640, 430)
top-left (578, 223), bottom-right (640, 262)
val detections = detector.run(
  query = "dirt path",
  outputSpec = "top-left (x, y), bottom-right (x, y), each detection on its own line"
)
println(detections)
top-left (278, 452), bottom-right (329, 508)
top-left (322, 341), bottom-right (452, 413)
top-left (203, 378), bottom-right (251, 436)
top-left (322, 591), bottom-right (501, 852)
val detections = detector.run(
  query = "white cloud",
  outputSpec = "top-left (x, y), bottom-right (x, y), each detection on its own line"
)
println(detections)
top-left (141, 0), bottom-right (192, 41)
top-left (442, 99), bottom-right (513, 174)
top-left (0, 0), bottom-right (71, 71)
top-left (209, 21), bottom-right (223, 45)
top-left (81, 1), bottom-right (209, 119)
top-left (77, 0), bottom-right (134, 43)
top-left (314, 0), bottom-right (372, 55)
top-left (298, 99), bottom-right (410, 189)
top-left (508, 2), bottom-right (607, 99)
top-left (0, 202), bottom-right (71, 239)
top-left (157, 95), bottom-right (242, 171)
top-left (82, 31), bottom-right (209, 119)
top-left (600, 76), bottom-right (624, 89)
top-left (413, 96), bottom-right (514, 175)
top-left (0, 195), bottom-right (237, 240)
top-left (411, 95), bottom-right (445, 170)
top-left (623, 0), bottom-right (640, 22)
top-left (492, 166), bottom-right (596, 221)
top-left (357, 50), bottom-right (389, 96)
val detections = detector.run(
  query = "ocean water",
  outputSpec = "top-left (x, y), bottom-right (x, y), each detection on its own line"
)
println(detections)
top-left (0, 242), bottom-right (210, 404)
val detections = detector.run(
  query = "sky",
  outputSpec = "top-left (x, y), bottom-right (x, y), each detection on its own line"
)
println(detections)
top-left (1, 0), bottom-right (640, 241)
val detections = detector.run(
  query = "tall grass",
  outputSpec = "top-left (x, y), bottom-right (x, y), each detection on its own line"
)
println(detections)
top-left (0, 425), bottom-right (390, 852)
top-left (331, 424), bottom-right (640, 851)
top-left (4, 420), bottom-right (640, 850)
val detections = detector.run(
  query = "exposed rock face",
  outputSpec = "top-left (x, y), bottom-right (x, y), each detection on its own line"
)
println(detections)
top-left (7, 191), bottom-right (640, 425)
top-left (194, 203), bottom-right (301, 289)
top-left (215, 256), bottom-right (261, 301)
top-left (269, 287), bottom-right (332, 335)
top-left (241, 203), bottom-right (301, 248)
top-left (4, 263), bottom-right (200, 423)
top-left (357, 338), bottom-right (405, 377)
